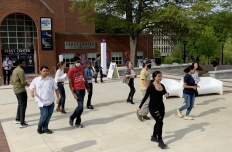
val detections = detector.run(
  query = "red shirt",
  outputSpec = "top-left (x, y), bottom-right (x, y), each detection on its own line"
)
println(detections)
top-left (68, 66), bottom-right (86, 90)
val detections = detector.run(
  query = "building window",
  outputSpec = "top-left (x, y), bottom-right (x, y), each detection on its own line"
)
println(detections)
top-left (111, 52), bottom-right (122, 65)
top-left (87, 53), bottom-right (97, 62)
top-left (61, 53), bottom-right (74, 68)
top-left (137, 51), bottom-right (143, 60)
top-left (0, 13), bottom-right (37, 50)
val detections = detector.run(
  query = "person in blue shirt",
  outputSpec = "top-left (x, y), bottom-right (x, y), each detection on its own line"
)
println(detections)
top-left (84, 61), bottom-right (96, 109)
top-left (177, 65), bottom-right (199, 120)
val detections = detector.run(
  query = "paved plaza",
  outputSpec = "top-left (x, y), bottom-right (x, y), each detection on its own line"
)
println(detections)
top-left (0, 74), bottom-right (232, 152)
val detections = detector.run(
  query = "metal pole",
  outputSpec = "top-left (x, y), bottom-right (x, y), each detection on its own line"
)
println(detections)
top-left (221, 44), bottom-right (224, 65)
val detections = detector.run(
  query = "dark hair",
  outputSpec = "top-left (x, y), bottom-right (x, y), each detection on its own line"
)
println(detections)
top-left (72, 56), bottom-right (80, 62)
top-left (96, 54), bottom-right (100, 58)
top-left (192, 62), bottom-right (202, 71)
top-left (150, 71), bottom-right (162, 85)
top-left (57, 61), bottom-right (65, 68)
top-left (184, 65), bottom-right (194, 73)
top-left (16, 58), bottom-right (25, 65)
top-left (40, 65), bottom-right (49, 71)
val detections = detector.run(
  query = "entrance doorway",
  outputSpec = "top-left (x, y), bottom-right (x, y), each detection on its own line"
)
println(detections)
top-left (0, 13), bottom-right (37, 74)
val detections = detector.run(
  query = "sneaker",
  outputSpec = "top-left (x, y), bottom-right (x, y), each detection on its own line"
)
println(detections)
top-left (87, 105), bottom-right (94, 109)
top-left (76, 124), bottom-right (84, 128)
top-left (69, 117), bottom-right (74, 126)
top-left (143, 116), bottom-right (150, 120)
top-left (136, 112), bottom-right (143, 121)
top-left (14, 120), bottom-right (20, 124)
top-left (177, 109), bottom-right (183, 118)
top-left (151, 135), bottom-right (159, 143)
top-left (19, 123), bottom-right (28, 128)
top-left (44, 129), bottom-right (53, 134)
top-left (158, 140), bottom-right (167, 149)
top-left (184, 116), bottom-right (194, 120)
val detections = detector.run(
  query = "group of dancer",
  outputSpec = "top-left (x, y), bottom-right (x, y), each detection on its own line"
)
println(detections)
top-left (11, 54), bottom-right (200, 149)
top-left (124, 59), bottom-right (200, 149)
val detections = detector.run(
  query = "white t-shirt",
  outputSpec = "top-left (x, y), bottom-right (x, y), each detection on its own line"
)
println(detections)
top-left (55, 69), bottom-right (66, 83)
top-left (29, 76), bottom-right (58, 107)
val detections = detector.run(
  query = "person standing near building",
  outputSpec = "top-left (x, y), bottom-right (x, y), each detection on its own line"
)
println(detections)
top-left (125, 61), bottom-right (136, 104)
top-left (212, 58), bottom-right (219, 71)
top-left (94, 54), bottom-right (103, 83)
top-left (68, 57), bottom-right (90, 128)
top-left (137, 59), bottom-right (152, 121)
top-left (2, 56), bottom-right (13, 85)
top-left (55, 61), bottom-right (67, 113)
top-left (137, 71), bottom-right (169, 149)
top-left (12, 58), bottom-right (30, 128)
top-left (29, 65), bottom-right (60, 134)
top-left (177, 65), bottom-right (199, 120)
top-left (84, 61), bottom-right (95, 109)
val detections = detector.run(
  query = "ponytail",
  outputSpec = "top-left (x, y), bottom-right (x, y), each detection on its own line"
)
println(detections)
top-left (184, 65), bottom-right (194, 73)
top-left (57, 61), bottom-right (65, 69)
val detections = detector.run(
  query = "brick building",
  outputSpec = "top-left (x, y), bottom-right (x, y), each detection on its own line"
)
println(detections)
top-left (0, 0), bottom-right (153, 76)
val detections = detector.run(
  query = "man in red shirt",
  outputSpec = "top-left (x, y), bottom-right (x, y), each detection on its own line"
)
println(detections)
top-left (68, 57), bottom-right (90, 128)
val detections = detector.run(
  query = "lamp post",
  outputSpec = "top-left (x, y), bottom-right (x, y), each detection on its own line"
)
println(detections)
top-left (183, 40), bottom-right (187, 63)
top-left (221, 43), bottom-right (224, 65)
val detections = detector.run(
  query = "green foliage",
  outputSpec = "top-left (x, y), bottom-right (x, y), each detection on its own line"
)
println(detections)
top-left (224, 38), bottom-right (232, 65)
top-left (153, 49), bottom-right (161, 58)
top-left (163, 44), bottom-right (183, 64)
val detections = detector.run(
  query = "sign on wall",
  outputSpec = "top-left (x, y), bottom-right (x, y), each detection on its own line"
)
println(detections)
top-left (65, 42), bottom-right (96, 49)
top-left (2, 49), bottom-right (34, 55)
top-left (40, 17), bottom-right (53, 50)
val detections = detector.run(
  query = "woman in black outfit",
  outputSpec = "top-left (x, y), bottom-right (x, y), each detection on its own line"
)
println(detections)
top-left (137, 71), bottom-right (169, 149)
top-left (125, 61), bottom-right (136, 104)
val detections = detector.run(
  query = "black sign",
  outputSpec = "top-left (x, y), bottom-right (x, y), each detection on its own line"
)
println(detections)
top-left (2, 49), bottom-right (34, 55)
top-left (40, 17), bottom-right (53, 50)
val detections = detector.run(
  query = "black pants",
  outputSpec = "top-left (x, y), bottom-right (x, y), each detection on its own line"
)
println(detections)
top-left (70, 89), bottom-right (85, 125)
top-left (3, 70), bottom-right (11, 85)
top-left (150, 104), bottom-right (165, 140)
top-left (87, 83), bottom-right (93, 106)
top-left (127, 78), bottom-right (136, 100)
top-left (57, 83), bottom-right (66, 108)
top-left (15, 91), bottom-right (28, 124)
top-left (95, 69), bottom-right (103, 82)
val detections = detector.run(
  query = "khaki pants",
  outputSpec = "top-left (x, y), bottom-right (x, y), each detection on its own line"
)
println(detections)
top-left (213, 67), bottom-right (217, 71)
top-left (138, 90), bottom-right (149, 116)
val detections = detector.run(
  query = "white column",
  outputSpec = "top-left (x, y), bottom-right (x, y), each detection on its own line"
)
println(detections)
top-left (59, 55), bottom-right (63, 62)
top-left (101, 42), bottom-right (107, 75)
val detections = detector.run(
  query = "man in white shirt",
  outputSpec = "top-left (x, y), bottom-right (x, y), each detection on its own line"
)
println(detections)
top-left (29, 65), bottom-right (59, 134)
top-left (2, 56), bottom-right (13, 85)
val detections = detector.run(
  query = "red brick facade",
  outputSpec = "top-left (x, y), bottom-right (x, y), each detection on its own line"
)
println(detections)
top-left (0, 0), bottom-right (152, 77)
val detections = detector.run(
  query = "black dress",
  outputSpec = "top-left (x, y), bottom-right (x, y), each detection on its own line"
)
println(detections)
top-left (139, 83), bottom-right (167, 140)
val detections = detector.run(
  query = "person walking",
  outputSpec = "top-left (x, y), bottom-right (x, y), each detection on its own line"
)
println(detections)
top-left (2, 56), bottom-right (13, 85)
top-left (29, 65), bottom-right (60, 134)
top-left (137, 59), bottom-right (152, 121)
top-left (84, 61), bottom-right (95, 109)
top-left (12, 58), bottom-right (30, 128)
top-left (55, 61), bottom-right (67, 113)
top-left (68, 57), bottom-right (90, 128)
top-left (94, 54), bottom-right (103, 83)
top-left (137, 71), bottom-right (169, 149)
top-left (125, 61), bottom-right (136, 104)
top-left (212, 58), bottom-right (218, 71)
top-left (192, 62), bottom-right (200, 97)
top-left (177, 65), bottom-right (199, 120)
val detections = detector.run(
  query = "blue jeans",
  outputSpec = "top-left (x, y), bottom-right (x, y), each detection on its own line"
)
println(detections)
top-left (57, 83), bottom-right (66, 108)
top-left (179, 93), bottom-right (195, 116)
top-left (70, 89), bottom-right (85, 125)
top-left (38, 102), bottom-right (54, 130)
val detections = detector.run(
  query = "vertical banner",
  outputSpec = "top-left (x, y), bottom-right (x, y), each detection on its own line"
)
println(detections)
top-left (40, 17), bottom-right (53, 50)
top-left (101, 40), bottom-right (107, 75)
top-left (59, 55), bottom-right (63, 62)
top-left (124, 52), bottom-right (130, 63)
top-left (79, 53), bottom-right (87, 67)
top-left (106, 51), bottom-right (111, 66)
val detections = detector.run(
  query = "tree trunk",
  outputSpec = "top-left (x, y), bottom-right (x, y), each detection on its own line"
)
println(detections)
top-left (129, 35), bottom-right (138, 67)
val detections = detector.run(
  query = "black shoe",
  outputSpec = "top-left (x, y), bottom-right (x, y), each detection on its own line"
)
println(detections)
top-left (87, 105), bottom-right (94, 109)
top-left (95, 81), bottom-right (98, 83)
top-left (143, 116), bottom-right (150, 120)
top-left (151, 135), bottom-right (159, 143)
top-left (158, 140), bottom-right (167, 149)
top-left (101, 81), bottom-right (104, 83)
top-left (44, 129), bottom-right (53, 134)
top-left (37, 127), bottom-right (44, 134)
top-left (136, 112), bottom-right (143, 121)
top-left (76, 124), bottom-right (84, 128)
top-left (129, 100), bottom-right (135, 104)
top-left (69, 117), bottom-right (74, 126)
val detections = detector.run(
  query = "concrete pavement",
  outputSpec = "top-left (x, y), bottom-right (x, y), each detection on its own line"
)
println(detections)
top-left (0, 75), bottom-right (232, 152)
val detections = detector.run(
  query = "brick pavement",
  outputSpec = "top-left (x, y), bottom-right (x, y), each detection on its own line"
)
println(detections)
top-left (0, 123), bottom-right (10, 152)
